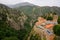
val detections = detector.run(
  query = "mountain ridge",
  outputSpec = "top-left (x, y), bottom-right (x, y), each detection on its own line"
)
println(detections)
top-left (7, 2), bottom-right (37, 8)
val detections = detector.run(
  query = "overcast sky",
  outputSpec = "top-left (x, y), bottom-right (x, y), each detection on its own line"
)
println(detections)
top-left (0, 0), bottom-right (60, 7)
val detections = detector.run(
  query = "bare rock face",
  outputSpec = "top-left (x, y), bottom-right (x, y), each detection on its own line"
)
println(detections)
top-left (8, 17), bottom-right (20, 30)
top-left (17, 12), bottom-right (28, 29)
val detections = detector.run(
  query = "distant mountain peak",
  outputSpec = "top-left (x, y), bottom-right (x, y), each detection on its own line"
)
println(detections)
top-left (19, 2), bottom-right (31, 4)
top-left (8, 2), bottom-right (36, 8)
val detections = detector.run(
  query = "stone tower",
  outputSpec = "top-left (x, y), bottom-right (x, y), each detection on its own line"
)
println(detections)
top-left (53, 15), bottom-right (58, 22)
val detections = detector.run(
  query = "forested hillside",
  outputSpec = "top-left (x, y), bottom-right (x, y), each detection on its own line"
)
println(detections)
top-left (0, 3), bottom-right (60, 40)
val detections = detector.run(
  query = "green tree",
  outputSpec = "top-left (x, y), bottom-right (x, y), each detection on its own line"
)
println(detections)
top-left (57, 16), bottom-right (60, 24)
top-left (1, 37), bottom-right (19, 40)
top-left (18, 29), bottom-right (31, 40)
top-left (47, 16), bottom-right (53, 20)
top-left (0, 13), bottom-right (18, 40)
top-left (53, 25), bottom-right (60, 36)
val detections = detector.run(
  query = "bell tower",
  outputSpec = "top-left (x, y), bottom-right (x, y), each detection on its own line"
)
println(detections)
top-left (53, 15), bottom-right (58, 22)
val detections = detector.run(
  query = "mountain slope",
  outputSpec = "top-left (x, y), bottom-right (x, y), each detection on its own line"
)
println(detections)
top-left (0, 4), bottom-right (28, 30)
top-left (15, 6), bottom-right (60, 16)
top-left (0, 4), bottom-right (36, 40)
top-left (8, 2), bottom-right (60, 16)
